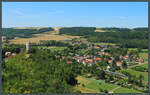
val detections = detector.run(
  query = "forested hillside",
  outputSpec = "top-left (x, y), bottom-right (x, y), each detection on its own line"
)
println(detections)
top-left (59, 27), bottom-right (96, 36)
top-left (59, 27), bottom-right (148, 49)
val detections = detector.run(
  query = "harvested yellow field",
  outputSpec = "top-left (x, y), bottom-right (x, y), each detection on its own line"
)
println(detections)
top-left (95, 28), bottom-right (106, 32)
top-left (9, 27), bottom-right (81, 44)
top-left (9, 31), bottom-right (80, 44)
top-left (75, 76), bottom-right (99, 93)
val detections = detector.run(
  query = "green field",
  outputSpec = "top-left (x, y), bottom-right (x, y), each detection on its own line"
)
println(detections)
top-left (75, 76), bottom-right (118, 93)
top-left (139, 52), bottom-right (148, 62)
top-left (114, 87), bottom-right (141, 93)
top-left (140, 64), bottom-right (148, 69)
top-left (86, 79), bottom-right (117, 91)
top-left (75, 75), bottom-right (141, 93)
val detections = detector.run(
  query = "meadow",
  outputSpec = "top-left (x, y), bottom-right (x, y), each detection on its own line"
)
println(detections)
top-left (75, 75), bottom-right (142, 93)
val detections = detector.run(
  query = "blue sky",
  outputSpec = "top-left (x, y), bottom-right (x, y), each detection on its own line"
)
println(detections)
top-left (2, 2), bottom-right (148, 28)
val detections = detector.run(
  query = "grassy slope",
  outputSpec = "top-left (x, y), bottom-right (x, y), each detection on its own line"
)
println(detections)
top-left (114, 87), bottom-right (141, 93)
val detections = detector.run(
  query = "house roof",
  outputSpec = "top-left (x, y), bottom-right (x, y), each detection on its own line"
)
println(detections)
top-left (95, 57), bottom-right (102, 61)
top-left (108, 60), bottom-right (113, 63)
top-left (94, 46), bottom-right (99, 49)
top-left (85, 59), bottom-right (93, 63)
top-left (116, 62), bottom-right (122, 65)
top-left (66, 61), bottom-right (72, 64)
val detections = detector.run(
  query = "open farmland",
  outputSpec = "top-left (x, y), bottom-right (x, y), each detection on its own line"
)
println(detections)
top-left (8, 28), bottom-right (80, 44)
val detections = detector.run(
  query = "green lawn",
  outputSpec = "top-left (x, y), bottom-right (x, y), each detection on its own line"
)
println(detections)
top-left (128, 48), bottom-right (148, 52)
top-left (114, 87), bottom-right (142, 93)
top-left (142, 49), bottom-right (148, 53)
top-left (128, 48), bottom-right (138, 51)
top-left (76, 76), bottom-right (118, 93)
top-left (140, 64), bottom-right (148, 69)
top-left (139, 52), bottom-right (148, 62)
top-left (86, 79), bottom-right (117, 91)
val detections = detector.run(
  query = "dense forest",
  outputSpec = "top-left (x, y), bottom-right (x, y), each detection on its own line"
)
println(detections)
top-left (59, 27), bottom-right (148, 49)
top-left (2, 27), bottom-right (54, 39)
top-left (59, 27), bottom-right (96, 36)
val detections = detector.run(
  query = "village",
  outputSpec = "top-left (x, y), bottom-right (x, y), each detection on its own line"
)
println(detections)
top-left (58, 40), bottom-right (144, 69)
top-left (3, 39), bottom-right (145, 72)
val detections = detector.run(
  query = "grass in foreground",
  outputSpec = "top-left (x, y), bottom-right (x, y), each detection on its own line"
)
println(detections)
top-left (75, 76), bottom-right (117, 93)
top-left (114, 87), bottom-right (142, 93)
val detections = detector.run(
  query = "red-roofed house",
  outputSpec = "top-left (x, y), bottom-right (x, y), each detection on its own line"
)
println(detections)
top-left (94, 45), bottom-right (99, 49)
top-left (85, 59), bottom-right (93, 63)
top-left (116, 62), bottom-right (122, 67)
top-left (108, 60), bottom-right (113, 64)
top-left (66, 61), bottom-right (73, 64)
top-left (138, 58), bottom-right (144, 63)
top-left (95, 57), bottom-right (102, 62)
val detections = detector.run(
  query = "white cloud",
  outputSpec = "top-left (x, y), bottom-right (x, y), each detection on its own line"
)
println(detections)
top-left (11, 9), bottom-right (40, 19)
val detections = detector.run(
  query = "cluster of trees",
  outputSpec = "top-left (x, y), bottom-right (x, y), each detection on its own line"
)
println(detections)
top-left (38, 40), bottom-right (71, 47)
top-left (2, 27), bottom-right (54, 39)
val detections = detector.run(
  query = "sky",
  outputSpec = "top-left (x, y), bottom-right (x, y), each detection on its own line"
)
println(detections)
top-left (2, 2), bottom-right (148, 28)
